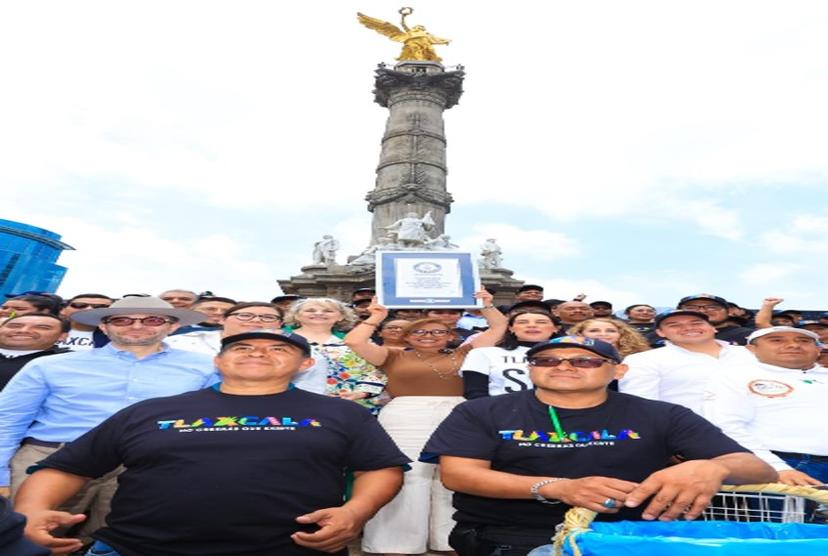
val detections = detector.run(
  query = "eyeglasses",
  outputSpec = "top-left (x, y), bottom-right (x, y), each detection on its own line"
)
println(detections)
top-left (227, 312), bottom-right (282, 323)
top-left (408, 329), bottom-right (451, 337)
top-left (528, 356), bottom-right (610, 368)
top-left (103, 316), bottom-right (175, 327)
top-left (680, 304), bottom-right (725, 312)
top-left (69, 301), bottom-right (112, 310)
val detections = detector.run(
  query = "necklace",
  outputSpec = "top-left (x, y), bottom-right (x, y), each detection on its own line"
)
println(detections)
top-left (413, 349), bottom-right (459, 380)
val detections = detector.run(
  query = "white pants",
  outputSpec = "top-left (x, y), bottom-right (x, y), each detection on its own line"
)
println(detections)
top-left (362, 396), bottom-right (463, 553)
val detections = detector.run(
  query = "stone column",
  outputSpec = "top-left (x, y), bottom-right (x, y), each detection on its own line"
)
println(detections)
top-left (365, 61), bottom-right (464, 245)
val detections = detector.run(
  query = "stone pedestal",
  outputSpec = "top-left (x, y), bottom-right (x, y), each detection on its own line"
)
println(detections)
top-left (278, 261), bottom-right (524, 306)
top-left (277, 264), bottom-right (375, 300)
top-left (479, 267), bottom-right (527, 307)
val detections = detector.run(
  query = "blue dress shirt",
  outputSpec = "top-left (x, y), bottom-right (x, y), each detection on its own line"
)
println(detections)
top-left (0, 342), bottom-right (218, 485)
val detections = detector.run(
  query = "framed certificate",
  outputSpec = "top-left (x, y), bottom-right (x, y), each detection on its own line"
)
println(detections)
top-left (376, 251), bottom-right (481, 308)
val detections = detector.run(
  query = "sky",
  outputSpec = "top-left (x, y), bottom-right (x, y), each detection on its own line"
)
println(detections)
top-left (2, 1), bottom-right (827, 310)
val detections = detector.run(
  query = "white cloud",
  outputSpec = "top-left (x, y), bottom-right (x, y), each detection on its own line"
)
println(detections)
top-left (761, 207), bottom-right (828, 254)
top-left (454, 223), bottom-right (579, 264)
top-left (739, 263), bottom-right (803, 287)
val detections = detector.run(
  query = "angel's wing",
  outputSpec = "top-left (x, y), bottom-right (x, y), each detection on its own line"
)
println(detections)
top-left (357, 13), bottom-right (406, 42)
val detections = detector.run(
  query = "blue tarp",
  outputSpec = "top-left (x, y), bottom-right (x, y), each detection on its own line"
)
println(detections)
top-left (529, 521), bottom-right (828, 556)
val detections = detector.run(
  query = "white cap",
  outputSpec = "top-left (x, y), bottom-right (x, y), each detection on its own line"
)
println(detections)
top-left (747, 326), bottom-right (820, 344)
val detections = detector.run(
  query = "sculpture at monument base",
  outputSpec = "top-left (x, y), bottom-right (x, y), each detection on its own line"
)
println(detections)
top-left (424, 234), bottom-right (459, 251)
top-left (480, 238), bottom-right (503, 269)
top-left (311, 235), bottom-right (339, 266)
top-left (383, 211), bottom-right (435, 248)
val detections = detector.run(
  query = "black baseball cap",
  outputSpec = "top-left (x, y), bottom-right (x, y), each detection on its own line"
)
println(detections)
top-left (526, 336), bottom-right (622, 363)
top-left (589, 301), bottom-right (612, 308)
top-left (677, 294), bottom-right (728, 309)
top-left (270, 294), bottom-right (305, 304)
top-left (655, 309), bottom-right (710, 328)
top-left (220, 331), bottom-right (311, 356)
top-left (518, 284), bottom-right (544, 293)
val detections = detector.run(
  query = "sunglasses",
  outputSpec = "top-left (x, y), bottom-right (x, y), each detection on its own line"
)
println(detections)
top-left (227, 312), bottom-right (282, 323)
top-left (528, 356), bottom-right (610, 368)
top-left (408, 329), bottom-right (451, 337)
top-left (69, 301), bottom-right (112, 310)
top-left (103, 316), bottom-right (175, 327)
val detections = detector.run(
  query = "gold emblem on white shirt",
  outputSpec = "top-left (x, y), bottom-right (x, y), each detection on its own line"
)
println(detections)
top-left (748, 379), bottom-right (794, 398)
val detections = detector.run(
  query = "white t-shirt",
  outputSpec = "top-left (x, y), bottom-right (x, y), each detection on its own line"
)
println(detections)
top-left (702, 361), bottom-right (828, 469)
top-left (460, 345), bottom-right (533, 396)
top-left (619, 340), bottom-right (755, 414)
top-left (56, 330), bottom-right (95, 351)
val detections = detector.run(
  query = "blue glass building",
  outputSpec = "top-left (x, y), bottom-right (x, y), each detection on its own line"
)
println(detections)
top-left (0, 219), bottom-right (74, 298)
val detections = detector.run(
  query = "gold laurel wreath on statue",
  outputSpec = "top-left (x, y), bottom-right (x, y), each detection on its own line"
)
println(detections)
top-left (357, 7), bottom-right (451, 62)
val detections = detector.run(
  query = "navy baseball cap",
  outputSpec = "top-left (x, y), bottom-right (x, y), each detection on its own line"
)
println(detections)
top-left (220, 331), bottom-right (311, 356)
top-left (677, 294), bottom-right (728, 309)
top-left (526, 336), bottom-right (622, 363)
top-left (655, 309), bottom-right (710, 328)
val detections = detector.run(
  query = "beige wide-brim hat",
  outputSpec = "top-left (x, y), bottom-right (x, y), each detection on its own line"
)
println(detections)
top-left (71, 296), bottom-right (208, 327)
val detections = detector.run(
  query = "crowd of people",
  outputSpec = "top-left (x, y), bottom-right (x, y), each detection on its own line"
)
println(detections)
top-left (0, 283), bottom-right (825, 556)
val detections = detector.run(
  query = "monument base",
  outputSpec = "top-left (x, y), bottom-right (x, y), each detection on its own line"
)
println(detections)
top-left (277, 265), bottom-right (376, 300)
top-left (277, 264), bottom-right (524, 307)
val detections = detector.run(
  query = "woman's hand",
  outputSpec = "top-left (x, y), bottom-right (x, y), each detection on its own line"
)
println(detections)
top-left (366, 297), bottom-right (389, 321)
top-left (474, 288), bottom-right (494, 307)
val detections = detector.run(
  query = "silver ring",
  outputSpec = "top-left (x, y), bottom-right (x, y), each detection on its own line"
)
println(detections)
top-left (602, 498), bottom-right (617, 509)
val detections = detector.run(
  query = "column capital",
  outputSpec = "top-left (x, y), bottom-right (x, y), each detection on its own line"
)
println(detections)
top-left (373, 63), bottom-right (465, 109)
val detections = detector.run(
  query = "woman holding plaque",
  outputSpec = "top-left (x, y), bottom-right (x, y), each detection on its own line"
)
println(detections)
top-left (345, 290), bottom-right (507, 556)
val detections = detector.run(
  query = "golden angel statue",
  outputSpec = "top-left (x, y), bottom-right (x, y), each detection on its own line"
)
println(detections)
top-left (357, 7), bottom-right (450, 62)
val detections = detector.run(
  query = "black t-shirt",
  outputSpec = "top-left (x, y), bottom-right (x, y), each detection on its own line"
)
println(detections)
top-left (39, 387), bottom-right (410, 556)
top-left (714, 324), bottom-right (754, 345)
top-left (421, 390), bottom-right (747, 530)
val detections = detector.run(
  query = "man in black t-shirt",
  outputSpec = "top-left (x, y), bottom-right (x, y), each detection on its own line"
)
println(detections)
top-left (422, 336), bottom-right (776, 556)
top-left (14, 331), bottom-right (409, 556)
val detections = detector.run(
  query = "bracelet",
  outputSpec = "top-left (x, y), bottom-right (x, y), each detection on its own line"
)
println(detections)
top-left (530, 478), bottom-right (567, 505)
top-left (480, 305), bottom-right (497, 311)
top-left (359, 321), bottom-right (380, 328)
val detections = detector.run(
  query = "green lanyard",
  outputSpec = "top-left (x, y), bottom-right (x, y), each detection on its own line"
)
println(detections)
top-left (548, 406), bottom-right (566, 440)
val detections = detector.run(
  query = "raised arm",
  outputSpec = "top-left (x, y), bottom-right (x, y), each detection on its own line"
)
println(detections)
top-left (343, 298), bottom-right (390, 366)
top-left (754, 297), bottom-right (783, 329)
top-left (468, 289), bottom-right (508, 348)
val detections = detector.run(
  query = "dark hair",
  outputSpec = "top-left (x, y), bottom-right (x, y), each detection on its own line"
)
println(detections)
top-left (224, 302), bottom-right (283, 319)
top-left (498, 310), bottom-right (558, 350)
top-left (2, 313), bottom-right (70, 332)
top-left (67, 293), bottom-right (113, 303)
top-left (624, 304), bottom-right (655, 315)
top-left (193, 296), bottom-right (237, 306)
top-left (426, 308), bottom-right (463, 315)
top-left (9, 295), bottom-right (62, 316)
top-left (401, 318), bottom-right (453, 338)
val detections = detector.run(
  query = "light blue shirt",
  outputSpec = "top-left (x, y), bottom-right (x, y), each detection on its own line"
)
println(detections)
top-left (0, 342), bottom-right (218, 485)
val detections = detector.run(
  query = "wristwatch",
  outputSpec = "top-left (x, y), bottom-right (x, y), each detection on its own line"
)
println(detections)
top-left (530, 478), bottom-right (566, 504)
